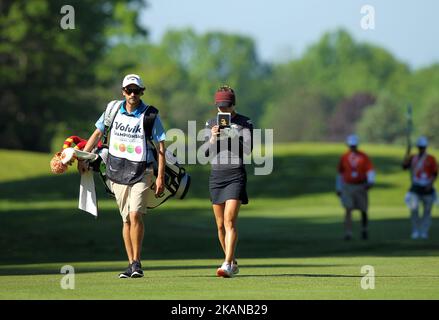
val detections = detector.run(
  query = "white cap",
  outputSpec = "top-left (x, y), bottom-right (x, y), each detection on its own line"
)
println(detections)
top-left (416, 136), bottom-right (428, 147)
top-left (346, 134), bottom-right (359, 146)
top-left (122, 74), bottom-right (145, 89)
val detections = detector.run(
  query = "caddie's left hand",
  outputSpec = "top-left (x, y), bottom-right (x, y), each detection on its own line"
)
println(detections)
top-left (77, 159), bottom-right (90, 174)
top-left (155, 176), bottom-right (165, 197)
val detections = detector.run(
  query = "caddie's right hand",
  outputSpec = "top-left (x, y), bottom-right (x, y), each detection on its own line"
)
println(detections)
top-left (77, 159), bottom-right (89, 174)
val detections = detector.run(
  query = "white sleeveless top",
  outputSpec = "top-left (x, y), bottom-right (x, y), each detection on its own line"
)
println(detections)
top-left (108, 112), bottom-right (147, 162)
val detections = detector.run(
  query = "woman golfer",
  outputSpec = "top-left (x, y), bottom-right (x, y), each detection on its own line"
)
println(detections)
top-left (205, 85), bottom-right (253, 278)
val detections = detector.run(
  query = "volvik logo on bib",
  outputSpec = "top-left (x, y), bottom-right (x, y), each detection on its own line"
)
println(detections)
top-left (109, 112), bottom-right (147, 162)
top-left (114, 122), bottom-right (142, 134)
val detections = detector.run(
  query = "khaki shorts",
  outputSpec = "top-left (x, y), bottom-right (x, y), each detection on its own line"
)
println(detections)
top-left (341, 183), bottom-right (369, 212)
top-left (110, 169), bottom-right (153, 222)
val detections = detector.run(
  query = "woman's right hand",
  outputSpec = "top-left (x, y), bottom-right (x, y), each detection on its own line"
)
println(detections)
top-left (210, 125), bottom-right (220, 143)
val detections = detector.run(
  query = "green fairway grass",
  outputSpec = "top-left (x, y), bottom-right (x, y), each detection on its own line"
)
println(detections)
top-left (1, 257), bottom-right (438, 299)
top-left (0, 144), bottom-right (438, 299)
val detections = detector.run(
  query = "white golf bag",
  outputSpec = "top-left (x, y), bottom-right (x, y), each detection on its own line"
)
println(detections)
top-left (92, 145), bottom-right (190, 209)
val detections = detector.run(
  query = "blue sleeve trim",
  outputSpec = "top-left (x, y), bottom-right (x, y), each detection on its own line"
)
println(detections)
top-left (95, 113), bottom-right (105, 132)
top-left (152, 114), bottom-right (166, 142)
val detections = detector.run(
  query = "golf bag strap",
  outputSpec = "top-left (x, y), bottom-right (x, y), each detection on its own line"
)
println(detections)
top-left (103, 100), bottom-right (123, 145)
top-left (143, 105), bottom-right (158, 141)
top-left (143, 106), bottom-right (159, 162)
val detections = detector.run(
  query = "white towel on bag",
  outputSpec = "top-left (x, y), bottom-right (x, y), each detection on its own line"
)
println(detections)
top-left (78, 171), bottom-right (98, 217)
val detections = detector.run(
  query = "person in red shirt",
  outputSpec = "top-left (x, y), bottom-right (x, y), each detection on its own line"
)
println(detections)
top-left (402, 136), bottom-right (438, 240)
top-left (336, 135), bottom-right (375, 240)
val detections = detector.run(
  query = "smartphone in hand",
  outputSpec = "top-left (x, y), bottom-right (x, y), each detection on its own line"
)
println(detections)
top-left (217, 112), bottom-right (231, 129)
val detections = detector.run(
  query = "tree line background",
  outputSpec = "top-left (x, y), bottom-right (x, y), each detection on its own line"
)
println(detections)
top-left (1, 0), bottom-right (438, 153)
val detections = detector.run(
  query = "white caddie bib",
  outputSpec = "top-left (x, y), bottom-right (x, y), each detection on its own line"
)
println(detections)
top-left (109, 112), bottom-right (147, 162)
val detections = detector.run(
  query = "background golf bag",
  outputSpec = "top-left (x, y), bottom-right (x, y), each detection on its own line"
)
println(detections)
top-left (90, 102), bottom-right (190, 209)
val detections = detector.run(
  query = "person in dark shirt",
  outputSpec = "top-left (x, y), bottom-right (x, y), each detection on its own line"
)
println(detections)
top-left (204, 85), bottom-right (253, 278)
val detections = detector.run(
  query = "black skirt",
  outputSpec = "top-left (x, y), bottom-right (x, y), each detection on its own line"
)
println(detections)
top-left (209, 168), bottom-right (248, 205)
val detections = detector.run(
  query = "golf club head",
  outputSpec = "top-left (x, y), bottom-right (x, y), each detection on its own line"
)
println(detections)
top-left (61, 148), bottom-right (76, 164)
top-left (61, 148), bottom-right (98, 164)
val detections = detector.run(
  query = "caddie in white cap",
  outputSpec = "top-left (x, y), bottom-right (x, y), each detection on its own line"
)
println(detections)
top-left (403, 136), bottom-right (438, 240)
top-left (336, 134), bottom-right (375, 241)
top-left (122, 74), bottom-right (145, 89)
top-left (77, 73), bottom-right (167, 279)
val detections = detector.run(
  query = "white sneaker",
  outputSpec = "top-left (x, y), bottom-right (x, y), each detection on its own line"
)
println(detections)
top-left (420, 232), bottom-right (429, 240)
top-left (216, 262), bottom-right (233, 278)
top-left (411, 231), bottom-right (420, 240)
top-left (231, 261), bottom-right (239, 275)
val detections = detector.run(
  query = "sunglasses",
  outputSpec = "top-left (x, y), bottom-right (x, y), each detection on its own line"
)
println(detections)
top-left (124, 88), bottom-right (143, 95)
